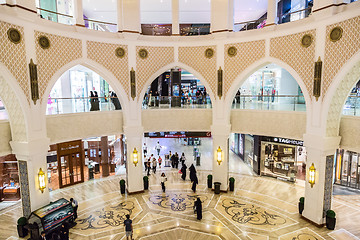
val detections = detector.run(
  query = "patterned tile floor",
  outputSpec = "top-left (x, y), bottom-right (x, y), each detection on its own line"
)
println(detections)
top-left (1, 169), bottom-right (360, 240)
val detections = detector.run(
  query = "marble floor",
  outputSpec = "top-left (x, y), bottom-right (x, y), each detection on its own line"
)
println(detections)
top-left (1, 168), bottom-right (360, 240)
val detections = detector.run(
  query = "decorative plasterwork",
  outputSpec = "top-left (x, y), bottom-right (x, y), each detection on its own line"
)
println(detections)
top-left (136, 46), bottom-right (174, 98)
top-left (323, 16), bottom-right (360, 100)
top-left (179, 46), bottom-right (216, 96)
top-left (35, 31), bottom-right (82, 99)
top-left (270, 30), bottom-right (316, 100)
top-left (87, 41), bottom-right (129, 97)
top-left (224, 40), bottom-right (265, 95)
top-left (0, 21), bottom-right (30, 103)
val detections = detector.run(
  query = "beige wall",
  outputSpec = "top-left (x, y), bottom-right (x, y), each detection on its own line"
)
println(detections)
top-left (0, 120), bottom-right (12, 155)
top-left (46, 111), bottom-right (123, 144)
top-left (339, 116), bottom-right (360, 152)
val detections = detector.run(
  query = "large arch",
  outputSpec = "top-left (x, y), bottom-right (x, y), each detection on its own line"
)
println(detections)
top-left (137, 62), bottom-right (216, 111)
top-left (323, 50), bottom-right (360, 137)
top-left (0, 63), bottom-right (28, 142)
top-left (224, 57), bottom-right (312, 123)
top-left (41, 58), bottom-right (130, 124)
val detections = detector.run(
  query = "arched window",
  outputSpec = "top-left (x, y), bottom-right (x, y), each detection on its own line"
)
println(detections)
top-left (47, 65), bottom-right (121, 115)
top-left (142, 68), bottom-right (212, 109)
top-left (232, 64), bottom-right (306, 112)
top-left (342, 78), bottom-right (360, 116)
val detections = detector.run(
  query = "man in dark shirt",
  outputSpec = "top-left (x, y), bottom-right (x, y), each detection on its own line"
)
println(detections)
top-left (124, 214), bottom-right (133, 240)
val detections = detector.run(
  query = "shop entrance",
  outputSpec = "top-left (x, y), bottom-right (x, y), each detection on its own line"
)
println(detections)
top-left (57, 140), bottom-right (84, 188)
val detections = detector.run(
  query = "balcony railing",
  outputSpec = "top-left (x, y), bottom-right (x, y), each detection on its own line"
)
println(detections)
top-left (234, 18), bottom-right (267, 32)
top-left (47, 97), bottom-right (121, 115)
top-left (85, 19), bottom-right (117, 32)
top-left (343, 96), bottom-right (360, 116)
top-left (278, 7), bottom-right (312, 24)
top-left (232, 95), bottom-right (306, 112)
top-left (37, 7), bottom-right (74, 25)
top-left (142, 96), bottom-right (212, 109)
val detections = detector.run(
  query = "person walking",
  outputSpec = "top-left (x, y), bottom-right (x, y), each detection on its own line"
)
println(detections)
top-left (191, 175), bottom-right (198, 192)
top-left (147, 159), bottom-right (151, 176)
top-left (180, 153), bottom-right (186, 166)
top-left (174, 152), bottom-right (179, 169)
top-left (160, 173), bottom-right (167, 192)
top-left (143, 143), bottom-right (148, 156)
top-left (194, 197), bottom-right (202, 220)
top-left (181, 163), bottom-right (187, 181)
top-left (144, 154), bottom-right (148, 172)
top-left (93, 91), bottom-right (100, 111)
top-left (158, 156), bottom-right (162, 168)
top-left (70, 197), bottom-right (78, 220)
top-left (124, 214), bottom-right (133, 240)
top-left (155, 141), bottom-right (162, 156)
top-left (152, 157), bottom-right (157, 174)
top-left (170, 153), bottom-right (176, 168)
top-left (189, 164), bottom-right (196, 182)
top-left (89, 91), bottom-right (95, 111)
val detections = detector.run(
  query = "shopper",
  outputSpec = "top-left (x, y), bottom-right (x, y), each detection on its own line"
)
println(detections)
top-left (155, 141), bottom-right (162, 155)
top-left (194, 197), bottom-right (202, 220)
top-left (152, 157), bottom-right (157, 174)
top-left (40, 231), bottom-right (47, 240)
top-left (89, 91), bottom-right (95, 111)
top-left (111, 91), bottom-right (121, 110)
top-left (93, 91), bottom-right (100, 111)
top-left (144, 154), bottom-right (148, 171)
top-left (170, 153), bottom-right (176, 168)
top-left (70, 197), bottom-right (78, 220)
top-left (174, 152), bottom-right (179, 169)
top-left (124, 214), bottom-right (133, 240)
top-left (181, 163), bottom-right (187, 181)
top-left (180, 153), bottom-right (186, 166)
top-left (143, 143), bottom-right (148, 155)
top-left (158, 156), bottom-right (162, 168)
top-left (191, 175), bottom-right (198, 192)
top-left (189, 164), bottom-right (197, 182)
top-left (147, 159), bottom-right (151, 176)
top-left (160, 173), bottom-right (167, 192)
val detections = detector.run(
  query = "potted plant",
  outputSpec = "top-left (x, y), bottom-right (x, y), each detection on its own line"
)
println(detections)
top-left (326, 210), bottom-right (336, 230)
top-left (229, 177), bottom-right (235, 191)
top-left (120, 179), bottom-right (126, 194)
top-left (207, 175), bottom-right (212, 188)
top-left (143, 176), bottom-right (149, 190)
top-left (298, 197), bottom-right (305, 214)
top-left (17, 217), bottom-right (28, 238)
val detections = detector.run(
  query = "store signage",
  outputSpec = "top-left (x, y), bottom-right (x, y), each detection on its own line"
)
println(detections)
top-left (145, 132), bottom-right (211, 138)
top-left (272, 137), bottom-right (303, 146)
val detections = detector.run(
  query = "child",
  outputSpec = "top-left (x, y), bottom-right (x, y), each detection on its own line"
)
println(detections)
top-left (158, 156), bottom-right (162, 168)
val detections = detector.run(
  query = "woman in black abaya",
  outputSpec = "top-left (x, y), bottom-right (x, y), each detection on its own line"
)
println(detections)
top-left (194, 197), bottom-right (202, 220)
top-left (181, 163), bottom-right (187, 180)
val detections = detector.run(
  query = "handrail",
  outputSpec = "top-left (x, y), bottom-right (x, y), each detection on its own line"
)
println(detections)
top-left (84, 18), bottom-right (117, 26)
top-left (47, 97), bottom-right (117, 100)
top-left (281, 7), bottom-right (312, 18)
top-left (235, 94), bottom-right (305, 98)
top-left (37, 7), bottom-right (73, 18)
top-left (234, 18), bottom-right (266, 26)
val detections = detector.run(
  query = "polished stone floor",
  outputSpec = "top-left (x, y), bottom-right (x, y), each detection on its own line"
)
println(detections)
top-left (1, 168), bottom-right (360, 240)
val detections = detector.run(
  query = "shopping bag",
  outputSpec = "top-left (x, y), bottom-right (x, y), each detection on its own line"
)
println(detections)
top-left (178, 170), bottom-right (182, 174)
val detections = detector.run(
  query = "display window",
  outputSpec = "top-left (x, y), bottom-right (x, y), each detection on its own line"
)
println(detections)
top-left (334, 150), bottom-right (360, 189)
top-left (0, 154), bottom-right (20, 202)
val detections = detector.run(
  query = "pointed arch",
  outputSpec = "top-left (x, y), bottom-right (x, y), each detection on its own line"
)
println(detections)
top-left (224, 56), bottom-right (312, 122)
top-left (137, 62), bottom-right (216, 110)
top-left (42, 58), bottom-right (130, 124)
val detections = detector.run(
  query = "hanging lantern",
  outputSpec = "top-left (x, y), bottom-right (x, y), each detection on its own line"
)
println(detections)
top-left (309, 163), bottom-right (316, 188)
top-left (38, 168), bottom-right (46, 193)
top-left (217, 147), bottom-right (222, 165)
top-left (133, 148), bottom-right (138, 167)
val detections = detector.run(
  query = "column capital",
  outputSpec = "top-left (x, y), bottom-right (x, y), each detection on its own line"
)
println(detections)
top-left (210, 124), bottom-right (231, 137)
top-left (303, 134), bottom-right (340, 155)
top-left (123, 125), bottom-right (144, 138)
top-left (10, 138), bottom-right (50, 160)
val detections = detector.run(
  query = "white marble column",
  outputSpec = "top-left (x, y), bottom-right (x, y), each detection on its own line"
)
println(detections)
top-left (211, 124), bottom-right (231, 191)
top-left (117, 0), bottom-right (124, 32)
top-left (210, 0), bottom-right (234, 34)
top-left (172, 0), bottom-right (180, 35)
top-left (124, 125), bottom-right (144, 193)
top-left (74, 0), bottom-right (85, 26)
top-left (302, 134), bottom-right (340, 224)
top-left (10, 138), bottom-right (50, 216)
top-left (266, 0), bottom-right (278, 26)
top-left (122, 0), bottom-right (141, 34)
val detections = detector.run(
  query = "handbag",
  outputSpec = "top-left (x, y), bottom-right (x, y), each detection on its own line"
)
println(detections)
top-left (178, 170), bottom-right (182, 174)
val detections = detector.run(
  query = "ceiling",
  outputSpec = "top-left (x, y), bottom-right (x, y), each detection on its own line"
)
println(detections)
top-left (82, 0), bottom-right (269, 25)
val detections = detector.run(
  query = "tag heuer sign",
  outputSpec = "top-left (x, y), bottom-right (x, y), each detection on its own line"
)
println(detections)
top-left (272, 137), bottom-right (303, 146)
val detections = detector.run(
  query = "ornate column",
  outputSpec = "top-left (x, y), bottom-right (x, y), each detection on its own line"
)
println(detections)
top-left (122, 0), bottom-right (141, 34)
top-left (266, 0), bottom-right (278, 26)
top-left (210, 0), bottom-right (234, 34)
top-left (172, 0), bottom-right (180, 35)
top-left (123, 125), bottom-right (143, 193)
top-left (10, 138), bottom-right (50, 217)
top-left (302, 134), bottom-right (340, 225)
top-left (211, 124), bottom-right (231, 191)
top-left (74, 0), bottom-right (85, 27)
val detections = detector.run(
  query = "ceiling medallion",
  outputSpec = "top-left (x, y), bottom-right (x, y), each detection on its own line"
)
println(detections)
top-left (38, 36), bottom-right (50, 49)
top-left (329, 27), bottom-right (343, 42)
top-left (7, 28), bottom-right (21, 44)
top-left (301, 34), bottom-right (313, 48)
top-left (205, 48), bottom-right (214, 58)
top-left (115, 47), bottom-right (125, 58)
top-left (227, 46), bottom-right (237, 57)
top-left (138, 49), bottom-right (148, 59)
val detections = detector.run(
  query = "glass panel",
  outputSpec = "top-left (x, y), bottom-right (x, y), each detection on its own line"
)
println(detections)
top-left (341, 152), bottom-right (350, 186)
top-left (61, 156), bottom-right (70, 186)
top-left (350, 153), bottom-right (359, 188)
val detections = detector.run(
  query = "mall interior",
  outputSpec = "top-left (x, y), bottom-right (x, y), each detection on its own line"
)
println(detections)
top-left (0, 0), bottom-right (360, 239)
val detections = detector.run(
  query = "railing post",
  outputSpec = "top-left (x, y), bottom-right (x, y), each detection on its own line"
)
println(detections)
top-left (74, 0), bottom-right (85, 27)
top-left (56, 99), bottom-right (59, 114)
top-left (354, 97), bottom-right (357, 116)
top-left (293, 96), bottom-right (296, 111)
top-left (266, 0), bottom-right (278, 26)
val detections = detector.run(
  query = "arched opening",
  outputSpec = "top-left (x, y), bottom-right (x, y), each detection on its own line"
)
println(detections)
top-left (342, 78), bottom-right (360, 116)
top-left (232, 63), bottom-right (306, 112)
top-left (142, 68), bottom-right (212, 109)
top-left (47, 65), bottom-right (121, 115)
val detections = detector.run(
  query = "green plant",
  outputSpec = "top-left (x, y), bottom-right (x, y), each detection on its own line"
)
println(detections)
top-left (17, 217), bottom-right (27, 226)
top-left (326, 210), bottom-right (336, 218)
top-left (207, 175), bottom-right (212, 180)
top-left (299, 197), bottom-right (305, 204)
top-left (229, 177), bottom-right (235, 183)
top-left (120, 179), bottom-right (125, 185)
top-left (143, 176), bottom-right (148, 181)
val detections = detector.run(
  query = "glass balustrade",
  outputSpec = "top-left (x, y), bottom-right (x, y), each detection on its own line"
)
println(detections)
top-left (46, 97), bottom-right (121, 115)
top-left (142, 96), bottom-right (212, 109)
top-left (37, 8), bottom-right (75, 25)
top-left (85, 19), bottom-right (117, 32)
top-left (232, 95), bottom-right (306, 112)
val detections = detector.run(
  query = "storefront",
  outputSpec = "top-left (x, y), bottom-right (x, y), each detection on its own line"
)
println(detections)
top-left (0, 154), bottom-right (20, 202)
top-left (334, 149), bottom-right (360, 189)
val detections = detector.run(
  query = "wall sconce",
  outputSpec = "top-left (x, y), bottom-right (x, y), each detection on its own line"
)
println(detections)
top-left (309, 163), bottom-right (316, 188)
top-left (38, 168), bottom-right (46, 193)
top-left (217, 147), bottom-right (222, 165)
top-left (133, 148), bottom-right (138, 166)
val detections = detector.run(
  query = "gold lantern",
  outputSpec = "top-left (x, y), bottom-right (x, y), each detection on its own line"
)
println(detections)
top-left (309, 163), bottom-right (316, 188)
top-left (38, 168), bottom-right (46, 193)
top-left (217, 147), bottom-right (222, 165)
top-left (133, 148), bottom-right (138, 167)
